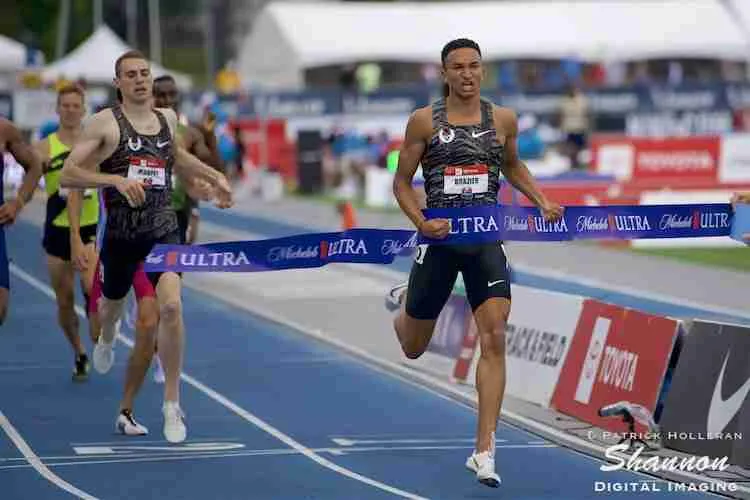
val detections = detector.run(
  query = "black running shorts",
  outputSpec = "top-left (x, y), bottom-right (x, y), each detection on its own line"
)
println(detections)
top-left (43, 224), bottom-right (98, 262)
top-left (99, 230), bottom-right (181, 300)
top-left (405, 242), bottom-right (511, 320)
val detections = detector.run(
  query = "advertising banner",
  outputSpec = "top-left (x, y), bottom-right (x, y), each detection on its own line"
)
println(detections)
top-left (660, 321), bottom-right (750, 467)
top-left (550, 299), bottom-right (679, 433)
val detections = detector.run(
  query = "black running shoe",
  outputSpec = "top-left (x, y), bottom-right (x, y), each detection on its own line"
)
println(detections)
top-left (72, 353), bottom-right (90, 381)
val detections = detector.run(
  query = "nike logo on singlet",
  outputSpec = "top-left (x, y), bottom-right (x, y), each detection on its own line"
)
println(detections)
top-left (471, 130), bottom-right (492, 138)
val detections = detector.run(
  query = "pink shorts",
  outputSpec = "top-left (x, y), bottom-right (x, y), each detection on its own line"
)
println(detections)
top-left (88, 257), bottom-right (155, 315)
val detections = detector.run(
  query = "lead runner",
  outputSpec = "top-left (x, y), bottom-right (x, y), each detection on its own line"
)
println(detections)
top-left (60, 50), bottom-right (233, 443)
top-left (385, 38), bottom-right (563, 487)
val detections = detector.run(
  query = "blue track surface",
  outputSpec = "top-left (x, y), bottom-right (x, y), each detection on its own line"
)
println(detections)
top-left (0, 219), bottom-right (717, 499)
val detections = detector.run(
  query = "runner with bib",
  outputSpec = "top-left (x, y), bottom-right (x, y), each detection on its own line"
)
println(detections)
top-left (385, 38), bottom-right (563, 487)
top-left (60, 50), bottom-right (233, 443)
top-left (33, 85), bottom-right (100, 380)
top-left (154, 75), bottom-right (222, 245)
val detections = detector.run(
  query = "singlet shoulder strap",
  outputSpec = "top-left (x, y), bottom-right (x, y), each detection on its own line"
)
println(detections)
top-left (480, 98), bottom-right (494, 130)
top-left (431, 98), bottom-right (449, 129)
top-left (153, 109), bottom-right (169, 131)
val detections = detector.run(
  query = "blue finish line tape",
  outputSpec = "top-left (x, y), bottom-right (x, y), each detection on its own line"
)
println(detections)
top-left (144, 203), bottom-right (743, 273)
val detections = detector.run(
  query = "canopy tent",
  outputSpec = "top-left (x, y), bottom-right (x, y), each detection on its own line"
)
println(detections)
top-left (0, 34), bottom-right (26, 72)
top-left (42, 25), bottom-right (192, 89)
top-left (237, 0), bottom-right (750, 90)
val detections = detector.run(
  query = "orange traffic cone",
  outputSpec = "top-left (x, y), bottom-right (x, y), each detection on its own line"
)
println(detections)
top-left (338, 201), bottom-right (357, 230)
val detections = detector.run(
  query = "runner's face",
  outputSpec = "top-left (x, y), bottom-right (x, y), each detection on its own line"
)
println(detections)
top-left (153, 80), bottom-right (179, 110)
top-left (443, 48), bottom-right (483, 98)
top-left (116, 58), bottom-right (153, 105)
top-left (56, 92), bottom-right (85, 129)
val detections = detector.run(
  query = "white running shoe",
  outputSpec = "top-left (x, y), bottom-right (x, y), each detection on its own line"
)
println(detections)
top-left (162, 401), bottom-right (186, 443)
top-left (116, 409), bottom-right (149, 436)
top-left (466, 435), bottom-right (501, 487)
top-left (152, 356), bottom-right (165, 384)
top-left (92, 337), bottom-right (115, 374)
top-left (385, 282), bottom-right (408, 312)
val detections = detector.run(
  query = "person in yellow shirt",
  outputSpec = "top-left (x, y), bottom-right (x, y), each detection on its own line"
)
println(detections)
top-left (33, 85), bottom-right (100, 380)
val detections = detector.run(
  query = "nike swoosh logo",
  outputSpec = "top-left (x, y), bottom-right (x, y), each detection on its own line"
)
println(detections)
top-left (156, 140), bottom-right (170, 148)
top-left (472, 130), bottom-right (492, 138)
top-left (706, 351), bottom-right (750, 435)
top-left (488, 280), bottom-right (505, 287)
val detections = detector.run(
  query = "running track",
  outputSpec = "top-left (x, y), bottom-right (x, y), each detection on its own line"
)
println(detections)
top-left (0, 219), bottom-right (715, 499)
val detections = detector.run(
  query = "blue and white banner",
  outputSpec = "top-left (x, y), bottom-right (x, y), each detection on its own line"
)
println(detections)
top-left (144, 203), bottom-right (742, 273)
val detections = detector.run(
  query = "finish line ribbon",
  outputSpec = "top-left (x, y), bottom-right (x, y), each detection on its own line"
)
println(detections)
top-left (144, 203), bottom-right (743, 273)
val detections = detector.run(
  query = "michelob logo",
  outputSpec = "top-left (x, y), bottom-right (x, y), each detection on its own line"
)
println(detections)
top-left (319, 238), bottom-right (368, 259)
top-left (692, 210), bottom-right (729, 230)
top-left (607, 214), bottom-right (652, 232)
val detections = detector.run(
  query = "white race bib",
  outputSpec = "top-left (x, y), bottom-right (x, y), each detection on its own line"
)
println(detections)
top-left (128, 157), bottom-right (166, 188)
top-left (444, 165), bottom-right (489, 195)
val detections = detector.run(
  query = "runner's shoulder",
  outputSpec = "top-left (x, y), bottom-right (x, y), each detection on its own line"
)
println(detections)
top-left (407, 106), bottom-right (434, 137)
top-left (491, 105), bottom-right (518, 131)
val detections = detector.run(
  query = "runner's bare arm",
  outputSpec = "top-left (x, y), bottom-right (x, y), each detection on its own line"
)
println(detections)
top-left (160, 107), bottom-right (231, 206)
top-left (32, 138), bottom-right (50, 173)
top-left (60, 112), bottom-right (121, 189)
top-left (393, 108), bottom-right (430, 230)
top-left (4, 119), bottom-right (43, 206)
top-left (191, 125), bottom-right (224, 173)
top-left (495, 107), bottom-right (561, 220)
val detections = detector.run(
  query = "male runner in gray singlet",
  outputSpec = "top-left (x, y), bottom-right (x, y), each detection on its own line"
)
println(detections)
top-left (386, 38), bottom-right (563, 487)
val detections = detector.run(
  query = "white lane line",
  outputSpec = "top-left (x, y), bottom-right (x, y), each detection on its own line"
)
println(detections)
top-left (0, 410), bottom-right (98, 500)
top-left (0, 443), bottom-right (557, 471)
top-left (9, 263), bottom-right (428, 500)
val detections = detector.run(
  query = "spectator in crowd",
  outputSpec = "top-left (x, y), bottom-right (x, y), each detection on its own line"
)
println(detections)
top-left (558, 84), bottom-right (590, 170)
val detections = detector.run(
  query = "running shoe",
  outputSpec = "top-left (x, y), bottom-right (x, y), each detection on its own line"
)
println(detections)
top-left (163, 401), bottom-right (186, 443)
top-left (385, 282), bottom-right (408, 312)
top-left (465, 434), bottom-right (501, 487)
top-left (92, 337), bottom-right (115, 374)
top-left (116, 409), bottom-right (149, 436)
top-left (72, 353), bottom-right (89, 382)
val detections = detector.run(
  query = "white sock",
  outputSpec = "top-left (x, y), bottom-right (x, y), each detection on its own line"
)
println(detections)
top-left (100, 299), bottom-right (125, 343)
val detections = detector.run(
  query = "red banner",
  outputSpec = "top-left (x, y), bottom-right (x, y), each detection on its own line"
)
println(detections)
top-left (592, 136), bottom-right (720, 183)
top-left (550, 299), bottom-right (678, 433)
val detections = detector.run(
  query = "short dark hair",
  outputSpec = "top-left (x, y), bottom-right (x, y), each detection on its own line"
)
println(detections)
top-left (154, 75), bottom-right (175, 86)
top-left (114, 50), bottom-right (148, 77)
top-left (57, 84), bottom-right (85, 105)
top-left (441, 38), bottom-right (482, 66)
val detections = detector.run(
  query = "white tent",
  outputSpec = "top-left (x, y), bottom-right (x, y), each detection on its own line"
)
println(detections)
top-left (42, 25), bottom-right (192, 89)
top-left (237, 0), bottom-right (750, 90)
top-left (0, 34), bottom-right (26, 72)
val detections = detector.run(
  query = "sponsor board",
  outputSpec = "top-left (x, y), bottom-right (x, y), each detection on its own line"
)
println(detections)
top-left (591, 137), bottom-right (720, 183)
top-left (499, 287), bottom-right (583, 406)
top-left (719, 133), bottom-right (750, 183)
top-left (456, 286), bottom-right (584, 407)
top-left (659, 320), bottom-right (750, 467)
top-left (550, 299), bottom-right (679, 433)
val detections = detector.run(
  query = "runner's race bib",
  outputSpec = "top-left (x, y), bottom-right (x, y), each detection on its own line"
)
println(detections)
top-left (444, 165), bottom-right (489, 195)
top-left (128, 157), bottom-right (166, 188)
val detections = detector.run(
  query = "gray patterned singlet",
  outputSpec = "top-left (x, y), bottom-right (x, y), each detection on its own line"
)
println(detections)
top-left (99, 106), bottom-right (178, 241)
top-left (421, 98), bottom-right (504, 208)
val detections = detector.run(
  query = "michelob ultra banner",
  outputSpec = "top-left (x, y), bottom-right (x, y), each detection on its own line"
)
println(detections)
top-left (145, 203), bottom-right (740, 273)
